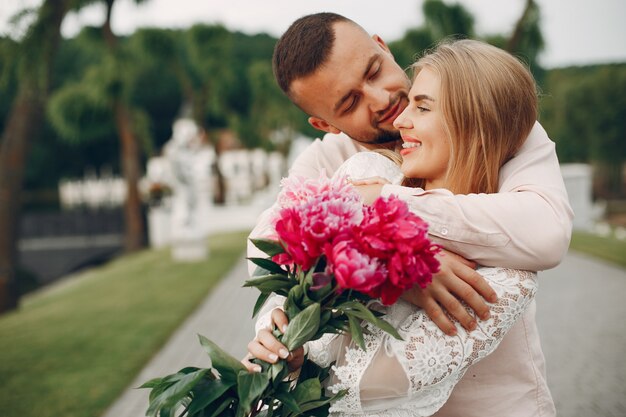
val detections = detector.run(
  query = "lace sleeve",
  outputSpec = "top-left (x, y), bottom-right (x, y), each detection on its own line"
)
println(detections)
top-left (320, 267), bottom-right (537, 417)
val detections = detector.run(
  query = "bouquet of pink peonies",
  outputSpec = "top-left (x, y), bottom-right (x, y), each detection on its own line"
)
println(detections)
top-left (142, 173), bottom-right (440, 417)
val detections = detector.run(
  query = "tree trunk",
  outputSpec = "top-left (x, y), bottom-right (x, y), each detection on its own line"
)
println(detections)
top-left (507, 0), bottom-right (534, 53)
top-left (114, 104), bottom-right (145, 251)
top-left (103, 0), bottom-right (145, 252)
top-left (0, 91), bottom-right (44, 312)
top-left (0, 0), bottom-right (68, 313)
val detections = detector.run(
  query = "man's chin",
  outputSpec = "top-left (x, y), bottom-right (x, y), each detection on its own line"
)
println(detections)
top-left (370, 130), bottom-right (401, 145)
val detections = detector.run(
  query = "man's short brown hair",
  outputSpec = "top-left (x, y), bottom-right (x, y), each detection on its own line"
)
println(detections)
top-left (272, 12), bottom-right (351, 97)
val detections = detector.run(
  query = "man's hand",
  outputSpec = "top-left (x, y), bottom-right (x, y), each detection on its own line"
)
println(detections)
top-left (242, 309), bottom-right (305, 373)
top-left (402, 249), bottom-right (498, 336)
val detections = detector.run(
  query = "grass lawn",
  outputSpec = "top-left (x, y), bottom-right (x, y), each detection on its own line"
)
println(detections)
top-left (569, 230), bottom-right (626, 268)
top-left (0, 230), bottom-right (250, 417)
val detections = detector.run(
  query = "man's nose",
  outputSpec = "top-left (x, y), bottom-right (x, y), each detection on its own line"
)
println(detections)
top-left (363, 84), bottom-right (389, 113)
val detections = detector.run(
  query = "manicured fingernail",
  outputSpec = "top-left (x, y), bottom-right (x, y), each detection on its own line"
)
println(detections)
top-left (481, 312), bottom-right (490, 320)
top-left (279, 348), bottom-right (289, 359)
top-left (268, 353), bottom-right (278, 362)
top-left (469, 321), bottom-right (477, 330)
top-left (253, 365), bottom-right (262, 372)
top-left (448, 328), bottom-right (457, 336)
top-left (282, 324), bottom-right (288, 333)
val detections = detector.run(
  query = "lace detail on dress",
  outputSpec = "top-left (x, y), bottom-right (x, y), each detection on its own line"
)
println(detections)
top-left (322, 267), bottom-right (537, 417)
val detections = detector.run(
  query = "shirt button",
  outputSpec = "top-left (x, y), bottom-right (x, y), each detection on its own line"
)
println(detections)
top-left (440, 227), bottom-right (449, 236)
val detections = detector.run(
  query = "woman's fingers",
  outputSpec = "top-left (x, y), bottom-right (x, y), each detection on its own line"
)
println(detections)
top-left (271, 309), bottom-right (289, 334)
top-left (241, 354), bottom-right (262, 373)
top-left (250, 328), bottom-right (290, 363)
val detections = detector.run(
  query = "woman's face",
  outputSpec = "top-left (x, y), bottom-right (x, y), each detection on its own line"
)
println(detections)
top-left (393, 67), bottom-right (450, 190)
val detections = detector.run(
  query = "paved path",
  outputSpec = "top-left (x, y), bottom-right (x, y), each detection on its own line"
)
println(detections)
top-left (536, 251), bottom-right (626, 417)
top-left (101, 258), bottom-right (257, 417)
top-left (102, 250), bottom-right (626, 417)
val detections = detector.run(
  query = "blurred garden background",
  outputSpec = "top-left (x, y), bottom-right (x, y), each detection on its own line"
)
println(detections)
top-left (0, 0), bottom-right (624, 416)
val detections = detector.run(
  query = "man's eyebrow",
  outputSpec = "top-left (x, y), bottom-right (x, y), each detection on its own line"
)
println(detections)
top-left (333, 54), bottom-right (381, 113)
top-left (412, 94), bottom-right (435, 102)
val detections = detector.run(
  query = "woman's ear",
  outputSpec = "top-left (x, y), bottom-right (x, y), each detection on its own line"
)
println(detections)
top-left (308, 117), bottom-right (341, 134)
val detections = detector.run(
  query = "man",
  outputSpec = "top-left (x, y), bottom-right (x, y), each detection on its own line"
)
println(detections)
top-left (246, 12), bottom-right (572, 417)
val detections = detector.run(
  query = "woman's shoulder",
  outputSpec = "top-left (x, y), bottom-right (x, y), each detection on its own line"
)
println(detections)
top-left (334, 151), bottom-right (404, 184)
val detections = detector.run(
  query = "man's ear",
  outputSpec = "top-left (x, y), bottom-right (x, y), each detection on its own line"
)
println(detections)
top-left (308, 117), bottom-right (341, 134)
top-left (372, 34), bottom-right (392, 54)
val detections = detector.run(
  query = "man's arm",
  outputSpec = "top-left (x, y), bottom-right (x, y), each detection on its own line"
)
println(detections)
top-left (380, 122), bottom-right (573, 270)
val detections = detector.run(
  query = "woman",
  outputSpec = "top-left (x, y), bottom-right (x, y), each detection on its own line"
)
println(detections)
top-left (247, 39), bottom-right (543, 416)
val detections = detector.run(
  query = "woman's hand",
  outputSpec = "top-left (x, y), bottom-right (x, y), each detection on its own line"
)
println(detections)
top-left (350, 176), bottom-right (390, 205)
top-left (241, 308), bottom-right (305, 373)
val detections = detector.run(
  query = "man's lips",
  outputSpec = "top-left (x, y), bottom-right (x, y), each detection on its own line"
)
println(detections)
top-left (377, 99), bottom-right (403, 125)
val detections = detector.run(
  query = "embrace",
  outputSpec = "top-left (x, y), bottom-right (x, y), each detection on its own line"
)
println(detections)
top-left (243, 12), bottom-right (573, 417)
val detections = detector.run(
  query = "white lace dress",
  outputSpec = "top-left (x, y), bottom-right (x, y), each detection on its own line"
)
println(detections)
top-left (256, 152), bottom-right (538, 417)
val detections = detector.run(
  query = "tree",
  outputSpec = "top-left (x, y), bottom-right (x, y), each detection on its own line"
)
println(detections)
top-left (0, 0), bottom-right (74, 312)
top-left (558, 66), bottom-right (626, 197)
top-left (100, 0), bottom-right (151, 251)
top-left (389, 0), bottom-right (475, 69)
top-left (506, 0), bottom-right (545, 82)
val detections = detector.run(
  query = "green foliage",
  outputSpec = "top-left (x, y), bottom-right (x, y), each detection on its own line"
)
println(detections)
top-left (0, 230), bottom-right (249, 417)
top-left (540, 63), bottom-right (626, 196)
top-left (47, 80), bottom-right (114, 144)
top-left (389, 28), bottom-right (435, 70)
top-left (143, 237), bottom-right (400, 416)
top-left (423, 0), bottom-right (474, 40)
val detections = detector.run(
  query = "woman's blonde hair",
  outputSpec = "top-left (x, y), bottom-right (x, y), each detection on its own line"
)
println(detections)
top-left (411, 39), bottom-right (538, 194)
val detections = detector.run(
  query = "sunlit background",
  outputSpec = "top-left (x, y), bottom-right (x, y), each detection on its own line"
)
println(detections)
top-left (0, 1), bottom-right (624, 417)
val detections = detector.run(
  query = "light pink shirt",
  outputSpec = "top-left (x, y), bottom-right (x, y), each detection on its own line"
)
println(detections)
top-left (249, 122), bottom-right (572, 416)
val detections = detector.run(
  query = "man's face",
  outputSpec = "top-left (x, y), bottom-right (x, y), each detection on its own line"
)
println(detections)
top-left (290, 21), bottom-right (411, 146)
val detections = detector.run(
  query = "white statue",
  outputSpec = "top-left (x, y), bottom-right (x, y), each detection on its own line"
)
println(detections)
top-left (164, 118), bottom-right (215, 261)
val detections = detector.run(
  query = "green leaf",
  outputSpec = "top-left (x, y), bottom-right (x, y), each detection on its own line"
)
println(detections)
top-left (236, 370), bottom-right (270, 413)
top-left (274, 391), bottom-right (301, 413)
top-left (281, 303), bottom-right (321, 351)
top-left (146, 369), bottom-right (208, 417)
top-left (187, 379), bottom-right (232, 414)
top-left (250, 238), bottom-right (285, 257)
top-left (243, 273), bottom-right (289, 287)
top-left (348, 314), bottom-right (365, 350)
top-left (139, 377), bottom-right (164, 389)
top-left (252, 292), bottom-right (271, 318)
top-left (198, 335), bottom-right (246, 383)
top-left (268, 361), bottom-right (286, 383)
top-left (206, 394), bottom-right (235, 417)
top-left (341, 301), bottom-right (402, 341)
top-left (244, 274), bottom-right (293, 294)
top-left (370, 316), bottom-right (402, 341)
top-left (292, 378), bottom-right (322, 404)
top-left (299, 389), bottom-right (347, 414)
top-left (247, 257), bottom-right (286, 274)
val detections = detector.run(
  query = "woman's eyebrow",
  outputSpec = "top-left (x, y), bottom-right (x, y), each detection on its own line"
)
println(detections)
top-left (412, 94), bottom-right (435, 102)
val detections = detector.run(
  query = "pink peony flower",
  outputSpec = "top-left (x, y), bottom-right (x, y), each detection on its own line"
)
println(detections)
top-left (326, 238), bottom-right (386, 295)
top-left (277, 172), bottom-right (360, 209)
top-left (273, 174), bottom-right (363, 272)
top-left (272, 174), bottom-right (438, 305)
top-left (354, 196), bottom-right (440, 304)
top-left (273, 207), bottom-right (317, 271)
